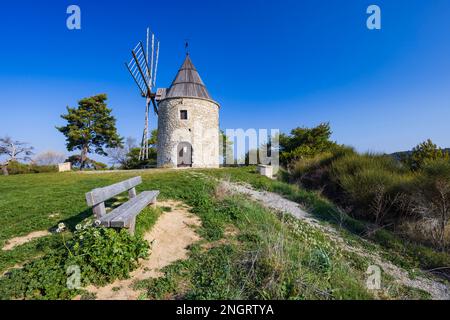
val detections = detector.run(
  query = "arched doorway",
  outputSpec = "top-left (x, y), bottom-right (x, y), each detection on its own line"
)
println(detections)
top-left (177, 142), bottom-right (192, 167)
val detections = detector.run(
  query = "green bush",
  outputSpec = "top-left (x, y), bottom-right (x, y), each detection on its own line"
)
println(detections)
top-left (330, 153), bottom-right (413, 223)
top-left (65, 155), bottom-right (108, 170)
top-left (122, 147), bottom-right (157, 169)
top-left (289, 152), bottom-right (413, 224)
top-left (288, 146), bottom-right (355, 194)
top-left (308, 247), bottom-right (332, 273)
top-left (279, 123), bottom-right (339, 166)
top-left (29, 164), bottom-right (58, 173)
top-left (0, 221), bottom-right (150, 300)
top-left (287, 148), bottom-right (450, 251)
top-left (403, 139), bottom-right (450, 171)
top-left (289, 152), bottom-right (335, 189)
top-left (5, 161), bottom-right (57, 175)
top-left (69, 222), bottom-right (150, 286)
top-left (5, 161), bottom-right (30, 174)
top-left (0, 249), bottom-right (74, 300)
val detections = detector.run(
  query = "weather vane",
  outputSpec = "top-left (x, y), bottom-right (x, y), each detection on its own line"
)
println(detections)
top-left (185, 39), bottom-right (189, 55)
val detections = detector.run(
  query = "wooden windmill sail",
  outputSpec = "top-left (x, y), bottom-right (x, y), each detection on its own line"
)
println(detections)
top-left (125, 28), bottom-right (160, 161)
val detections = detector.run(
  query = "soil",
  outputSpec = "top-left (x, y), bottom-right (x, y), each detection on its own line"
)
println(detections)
top-left (2, 230), bottom-right (51, 251)
top-left (80, 200), bottom-right (201, 300)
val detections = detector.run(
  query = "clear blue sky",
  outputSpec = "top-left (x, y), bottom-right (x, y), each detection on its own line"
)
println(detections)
top-left (1, 0), bottom-right (449, 162)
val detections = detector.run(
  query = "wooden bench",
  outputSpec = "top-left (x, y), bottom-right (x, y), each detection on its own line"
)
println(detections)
top-left (85, 176), bottom-right (159, 235)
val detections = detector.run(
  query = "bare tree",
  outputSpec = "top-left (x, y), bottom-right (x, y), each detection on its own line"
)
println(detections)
top-left (33, 151), bottom-right (66, 166)
top-left (106, 137), bottom-right (137, 168)
top-left (0, 136), bottom-right (34, 175)
top-left (370, 184), bottom-right (400, 226)
top-left (411, 179), bottom-right (450, 251)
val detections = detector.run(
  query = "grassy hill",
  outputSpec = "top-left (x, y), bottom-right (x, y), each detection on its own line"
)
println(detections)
top-left (0, 168), bottom-right (448, 300)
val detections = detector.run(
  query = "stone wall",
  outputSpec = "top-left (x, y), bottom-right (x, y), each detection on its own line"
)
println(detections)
top-left (157, 97), bottom-right (220, 168)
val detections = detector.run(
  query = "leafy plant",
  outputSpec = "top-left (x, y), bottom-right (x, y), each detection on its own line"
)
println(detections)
top-left (68, 221), bottom-right (150, 286)
top-left (4, 160), bottom-right (57, 175)
top-left (309, 247), bottom-right (332, 273)
top-left (0, 221), bottom-right (150, 300)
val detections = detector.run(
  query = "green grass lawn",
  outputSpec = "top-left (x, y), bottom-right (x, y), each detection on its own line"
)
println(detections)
top-left (0, 167), bottom-right (444, 300)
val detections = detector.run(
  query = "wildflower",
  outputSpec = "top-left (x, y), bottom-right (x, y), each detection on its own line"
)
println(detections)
top-left (56, 222), bottom-right (66, 233)
top-left (75, 224), bottom-right (82, 231)
top-left (83, 223), bottom-right (90, 229)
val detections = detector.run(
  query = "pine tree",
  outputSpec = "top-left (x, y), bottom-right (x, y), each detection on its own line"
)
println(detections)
top-left (409, 139), bottom-right (450, 170)
top-left (56, 94), bottom-right (123, 170)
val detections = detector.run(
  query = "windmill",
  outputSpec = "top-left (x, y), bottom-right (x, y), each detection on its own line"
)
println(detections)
top-left (125, 28), bottom-right (160, 161)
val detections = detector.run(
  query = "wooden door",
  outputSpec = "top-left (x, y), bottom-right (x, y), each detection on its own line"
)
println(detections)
top-left (177, 142), bottom-right (192, 167)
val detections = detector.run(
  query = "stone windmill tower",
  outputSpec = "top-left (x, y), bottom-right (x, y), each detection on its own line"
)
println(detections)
top-left (155, 54), bottom-right (220, 168)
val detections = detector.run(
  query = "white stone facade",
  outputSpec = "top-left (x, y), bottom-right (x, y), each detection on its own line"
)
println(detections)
top-left (58, 162), bottom-right (71, 172)
top-left (157, 97), bottom-right (220, 168)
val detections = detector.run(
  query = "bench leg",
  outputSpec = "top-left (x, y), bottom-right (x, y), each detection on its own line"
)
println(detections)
top-left (127, 217), bottom-right (136, 236)
top-left (93, 203), bottom-right (106, 219)
top-left (128, 187), bottom-right (137, 199)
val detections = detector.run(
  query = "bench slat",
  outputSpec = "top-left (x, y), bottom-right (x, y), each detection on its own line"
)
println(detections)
top-left (110, 191), bottom-right (159, 228)
top-left (99, 190), bottom-right (159, 228)
top-left (85, 176), bottom-right (142, 207)
top-left (98, 191), bottom-right (155, 226)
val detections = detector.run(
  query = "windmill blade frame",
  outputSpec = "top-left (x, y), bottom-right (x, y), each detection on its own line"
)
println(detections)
top-left (125, 27), bottom-right (160, 161)
top-left (153, 40), bottom-right (160, 89)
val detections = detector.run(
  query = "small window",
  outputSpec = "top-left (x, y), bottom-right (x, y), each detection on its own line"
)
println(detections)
top-left (180, 110), bottom-right (188, 120)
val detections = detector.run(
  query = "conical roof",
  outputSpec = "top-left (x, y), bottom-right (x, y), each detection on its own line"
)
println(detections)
top-left (165, 54), bottom-right (212, 100)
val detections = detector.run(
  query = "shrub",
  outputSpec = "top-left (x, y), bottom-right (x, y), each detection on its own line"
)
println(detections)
top-left (288, 149), bottom-right (450, 250)
top-left (0, 221), bottom-right (150, 300)
top-left (404, 139), bottom-right (450, 171)
top-left (29, 164), bottom-right (58, 173)
top-left (288, 146), bottom-right (355, 193)
top-left (122, 147), bottom-right (157, 169)
top-left (279, 123), bottom-right (340, 166)
top-left (65, 155), bottom-right (108, 170)
top-left (308, 247), bottom-right (332, 273)
top-left (289, 152), bottom-right (335, 188)
top-left (5, 161), bottom-right (57, 175)
top-left (0, 249), bottom-right (74, 300)
top-left (68, 222), bottom-right (150, 285)
top-left (405, 160), bottom-right (450, 251)
top-left (5, 161), bottom-right (30, 174)
top-left (289, 152), bottom-right (412, 224)
top-left (330, 153), bottom-right (413, 224)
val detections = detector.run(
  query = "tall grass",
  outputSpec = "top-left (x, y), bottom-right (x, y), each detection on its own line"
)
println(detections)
top-left (288, 150), bottom-right (450, 253)
top-left (331, 153), bottom-right (414, 222)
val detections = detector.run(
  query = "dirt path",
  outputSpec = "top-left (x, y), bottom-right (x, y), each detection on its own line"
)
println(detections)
top-left (221, 180), bottom-right (450, 300)
top-left (221, 181), bottom-right (313, 221)
top-left (82, 200), bottom-right (201, 300)
top-left (2, 230), bottom-right (51, 251)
